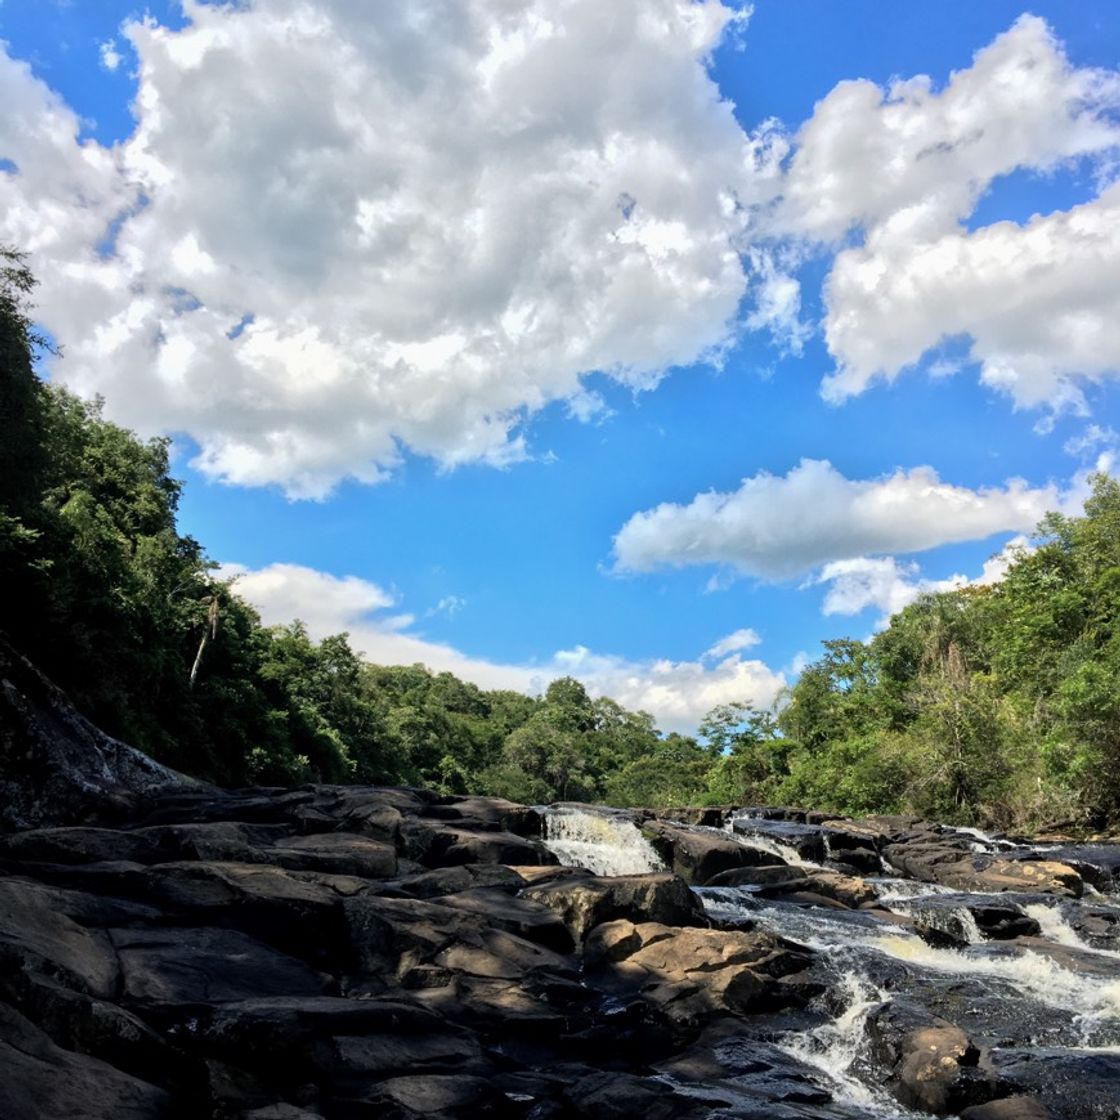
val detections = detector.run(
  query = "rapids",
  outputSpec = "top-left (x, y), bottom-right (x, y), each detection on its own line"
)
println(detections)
top-left (543, 805), bottom-right (1120, 1118)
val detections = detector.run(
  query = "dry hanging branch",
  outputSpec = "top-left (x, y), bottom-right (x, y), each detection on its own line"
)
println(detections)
top-left (189, 594), bottom-right (220, 689)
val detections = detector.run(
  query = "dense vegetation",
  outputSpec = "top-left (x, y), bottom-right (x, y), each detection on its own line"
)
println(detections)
top-left (3, 249), bottom-right (1119, 829)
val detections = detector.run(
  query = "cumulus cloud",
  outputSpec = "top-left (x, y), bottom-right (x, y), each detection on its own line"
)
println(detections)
top-left (765, 15), bottom-right (1120, 411)
top-left (815, 534), bottom-right (1033, 628)
top-left (225, 561), bottom-right (783, 731)
top-left (1, 0), bottom-right (779, 497)
top-left (612, 458), bottom-right (1070, 580)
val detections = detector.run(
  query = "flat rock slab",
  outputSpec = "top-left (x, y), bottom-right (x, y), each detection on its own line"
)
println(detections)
top-left (520, 873), bottom-right (706, 941)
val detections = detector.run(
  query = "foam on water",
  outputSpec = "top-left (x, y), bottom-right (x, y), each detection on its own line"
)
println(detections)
top-left (541, 807), bottom-right (665, 876)
top-left (1022, 902), bottom-right (1120, 960)
top-left (870, 877), bottom-right (960, 904)
top-left (699, 888), bottom-right (1120, 1043)
top-left (778, 971), bottom-right (937, 1119)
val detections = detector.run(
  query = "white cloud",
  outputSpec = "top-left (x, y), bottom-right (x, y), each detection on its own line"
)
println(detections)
top-left (814, 534), bottom-right (1033, 627)
top-left (224, 561), bottom-right (783, 732)
top-left (612, 458), bottom-right (1070, 580)
top-left (1, 0), bottom-right (778, 497)
top-left (703, 627), bottom-right (760, 659)
top-left (821, 183), bottom-right (1120, 409)
top-left (765, 15), bottom-right (1120, 412)
top-left (99, 39), bottom-right (123, 72)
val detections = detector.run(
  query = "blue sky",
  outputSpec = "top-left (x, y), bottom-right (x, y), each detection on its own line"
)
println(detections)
top-left (2, 1), bottom-right (1119, 729)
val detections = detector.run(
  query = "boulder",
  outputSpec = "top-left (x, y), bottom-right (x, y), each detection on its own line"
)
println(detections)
top-left (960, 1099), bottom-right (1052, 1120)
top-left (868, 1001), bottom-right (1014, 1115)
top-left (730, 818), bottom-right (826, 862)
top-left (519, 873), bottom-right (706, 941)
top-left (641, 820), bottom-right (775, 884)
top-left (585, 919), bottom-right (812, 1024)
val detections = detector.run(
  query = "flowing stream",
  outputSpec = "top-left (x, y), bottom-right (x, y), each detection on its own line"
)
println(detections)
top-left (541, 806), bottom-right (1120, 1118)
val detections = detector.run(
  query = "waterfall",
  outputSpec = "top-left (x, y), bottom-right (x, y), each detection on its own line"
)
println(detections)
top-left (541, 807), bottom-right (665, 876)
top-left (777, 971), bottom-right (918, 1118)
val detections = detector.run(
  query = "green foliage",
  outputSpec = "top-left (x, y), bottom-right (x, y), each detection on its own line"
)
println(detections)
top-left (4, 251), bottom-right (1120, 825)
top-left (762, 473), bottom-right (1120, 829)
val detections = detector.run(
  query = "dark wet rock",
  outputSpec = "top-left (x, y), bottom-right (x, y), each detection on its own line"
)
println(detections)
top-left (705, 864), bottom-right (805, 888)
top-left (519, 872), bottom-right (706, 941)
top-left (367, 1072), bottom-right (512, 1118)
top-left (730, 817), bottom-right (827, 862)
top-left (0, 1002), bottom-right (171, 1120)
top-left (401, 818), bottom-right (556, 868)
top-left (960, 1098), bottom-right (1052, 1120)
top-left (0, 636), bottom-right (200, 832)
top-left (390, 862), bottom-right (528, 898)
top-left (0, 878), bottom-right (121, 998)
top-left (653, 806), bottom-right (728, 829)
top-left (111, 926), bottom-right (324, 1006)
top-left (267, 831), bottom-right (397, 878)
top-left (905, 895), bottom-right (1041, 946)
top-left (641, 820), bottom-right (775, 884)
top-left (988, 1049), bottom-right (1120, 1120)
top-left (1008, 844), bottom-right (1120, 892)
top-left (884, 838), bottom-right (1084, 897)
top-left (755, 869), bottom-right (876, 909)
top-left (868, 1000), bottom-right (1014, 1114)
top-left (1058, 901), bottom-right (1120, 951)
top-left (426, 794), bottom-right (542, 837)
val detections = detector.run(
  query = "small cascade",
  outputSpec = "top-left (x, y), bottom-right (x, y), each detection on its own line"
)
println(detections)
top-left (870, 878), bottom-right (960, 904)
top-left (722, 815), bottom-right (826, 870)
top-left (541, 806), bottom-right (665, 876)
top-left (777, 972), bottom-right (915, 1118)
top-left (1022, 902), bottom-right (1120, 960)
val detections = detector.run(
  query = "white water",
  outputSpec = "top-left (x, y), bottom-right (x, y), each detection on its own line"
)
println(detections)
top-left (699, 888), bottom-right (1120, 1044)
top-left (870, 877), bottom-right (960, 904)
top-left (1022, 902), bottom-right (1120, 960)
top-left (722, 816), bottom-right (826, 870)
top-left (541, 807), bottom-right (665, 876)
top-left (778, 971), bottom-right (932, 1119)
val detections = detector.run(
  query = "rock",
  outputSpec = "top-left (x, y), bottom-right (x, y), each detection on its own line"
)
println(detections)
top-left (905, 895), bottom-right (1040, 946)
top-left (368, 1073), bottom-right (510, 1117)
top-left (988, 1049), bottom-right (1120, 1120)
top-left (402, 819), bottom-right (556, 868)
top-left (704, 864), bottom-right (805, 888)
top-left (111, 926), bottom-right (324, 1006)
top-left (653, 807), bottom-right (728, 829)
top-left (342, 893), bottom-right (572, 985)
top-left (519, 873), bottom-right (706, 941)
top-left (585, 920), bottom-right (812, 1024)
top-left (0, 636), bottom-right (201, 831)
top-left (391, 863), bottom-right (528, 898)
top-left (426, 795), bottom-right (543, 837)
top-left (182, 996), bottom-right (484, 1100)
top-left (0, 878), bottom-right (120, 998)
top-left (0, 1002), bottom-right (171, 1120)
top-left (756, 870), bottom-right (876, 909)
top-left (960, 1098), bottom-right (1052, 1120)
top-left (730, 818), bottom-right (826, 862)
top-left (267, 832), bottom-right (397, 878)
top-left (885, 839), bottom-right (1084, 898)
top-left (641, 820), bottom-right (775, 884)
top-left (868, 1001), bottom-right (1014, 1115)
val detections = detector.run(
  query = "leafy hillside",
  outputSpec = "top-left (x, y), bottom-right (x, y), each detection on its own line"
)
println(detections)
top-left (3, 248), bottom-right (1119, 828)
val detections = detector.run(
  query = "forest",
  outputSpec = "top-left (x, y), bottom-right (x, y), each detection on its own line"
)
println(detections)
top-left (4, 247), bottom-right (1119, 831)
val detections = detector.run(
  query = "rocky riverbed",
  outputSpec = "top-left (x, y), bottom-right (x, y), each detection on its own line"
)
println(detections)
top-left (1, 644), bottom-right (1119, 1119)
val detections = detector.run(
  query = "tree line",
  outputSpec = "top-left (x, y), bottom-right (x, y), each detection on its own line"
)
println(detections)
top-left (3, 247), bottom-right (1118, 827)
